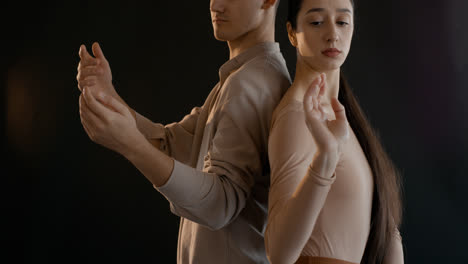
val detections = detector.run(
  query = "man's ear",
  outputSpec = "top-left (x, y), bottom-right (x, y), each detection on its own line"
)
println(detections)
top-left (287, 22), bottom-right (298, 47)
top-left (261, 0), bottom-right (277, 9)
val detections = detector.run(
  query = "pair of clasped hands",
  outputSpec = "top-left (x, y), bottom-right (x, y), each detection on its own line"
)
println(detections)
top-left (76, 43), bottom-right (349, 162)
top-left (76, 42), bottom-right (145, 157)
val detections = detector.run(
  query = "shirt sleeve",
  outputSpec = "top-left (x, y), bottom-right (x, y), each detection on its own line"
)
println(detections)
top-left (135, 106), bottom-right (201, 164)
top-left (154, 67), bottom-right (282, 230)
top-left (265, 109), bottom-right (336, 264)
top-left (383, 229), bottom-right (405, 264)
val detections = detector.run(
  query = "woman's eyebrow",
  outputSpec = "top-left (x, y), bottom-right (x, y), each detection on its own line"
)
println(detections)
top-left (337, 8), bottom-right (352, 13)
top-left (306, 8), bottom-right (325, 14)
top-left (305, 8), bottom-right (352, 14)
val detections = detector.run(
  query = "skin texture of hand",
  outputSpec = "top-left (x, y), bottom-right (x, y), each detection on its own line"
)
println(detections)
top-left (77, 42), bottom-right (137, 119)
top-left (303, 74), bottom-right (350, 171)
top-left (79, 87), bottom-right (145, 157)
top-left (77, 43), bottom-right (114, 94)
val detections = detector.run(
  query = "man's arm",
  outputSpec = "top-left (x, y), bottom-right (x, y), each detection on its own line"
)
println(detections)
top-left (133, 107), bottom-right (202, 163)
top-left (79, 87), bottom-right (175, 187)
top-left (79, 72), bottom-right (259, 230)
top-left (77, 42), bottom-right (201, 157)
top-left (126, 94), bottom-right (265, 230)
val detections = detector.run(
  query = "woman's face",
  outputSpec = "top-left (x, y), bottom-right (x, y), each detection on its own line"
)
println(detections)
top-left (289, 0), bottom-right (354, 72)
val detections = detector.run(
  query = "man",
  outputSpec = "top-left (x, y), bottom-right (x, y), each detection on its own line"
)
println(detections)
top-left (77, 0), bottom-right (290, 263)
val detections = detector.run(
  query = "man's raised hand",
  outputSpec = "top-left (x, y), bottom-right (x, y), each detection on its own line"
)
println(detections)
top-left (76, 42), bottom-right (115, 97)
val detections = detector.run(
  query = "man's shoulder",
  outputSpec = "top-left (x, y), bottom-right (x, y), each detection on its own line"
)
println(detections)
top-left (223, 53), bottom-right (291, 99)
top-left (237, 51), bottom-right (289, 80)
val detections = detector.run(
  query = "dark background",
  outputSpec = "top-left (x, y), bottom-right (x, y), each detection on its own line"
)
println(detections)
top-left (4, 0), bottom-right (467, 263)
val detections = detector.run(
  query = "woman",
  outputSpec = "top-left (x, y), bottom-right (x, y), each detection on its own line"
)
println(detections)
top-left (265, 0), bottom-right (404, 263)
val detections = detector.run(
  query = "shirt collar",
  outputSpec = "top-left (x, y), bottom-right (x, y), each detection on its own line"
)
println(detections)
top-left (218, 42), bottom-right (280, 83)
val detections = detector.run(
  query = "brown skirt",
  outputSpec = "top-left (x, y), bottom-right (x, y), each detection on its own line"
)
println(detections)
top-left (295, 256), bottom-right (359, 264)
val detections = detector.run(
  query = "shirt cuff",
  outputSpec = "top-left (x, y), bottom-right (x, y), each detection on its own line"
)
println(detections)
top-left (153, 159), bottom-right (205, 207)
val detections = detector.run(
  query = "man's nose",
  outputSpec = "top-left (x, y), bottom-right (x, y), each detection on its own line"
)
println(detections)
top-left (210, 0), bottom-right (225, 13)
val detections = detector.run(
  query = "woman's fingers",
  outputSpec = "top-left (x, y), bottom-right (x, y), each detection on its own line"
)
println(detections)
top-left (318, 73), bottom-right (326, 97)
top-left (304, 75), bottom-right (322, 112)
top-left (317, 103), bottom-right (327, 121)
top-left (331, 97), bottom-right (346, 121)
top-left (327, 97), bottom-right (350, 144)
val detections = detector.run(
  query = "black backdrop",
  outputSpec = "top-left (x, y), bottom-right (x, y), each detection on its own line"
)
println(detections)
top-left (4, 0), bottom-right (468, 263)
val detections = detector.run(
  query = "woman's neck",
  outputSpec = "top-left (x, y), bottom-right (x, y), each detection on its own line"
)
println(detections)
top-left (289, 57), bottom-right (341, 106)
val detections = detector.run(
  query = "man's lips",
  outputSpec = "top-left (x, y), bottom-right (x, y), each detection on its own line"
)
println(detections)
top-left (212, 18), bottom-right (228, 24)
top-left (322, 48), bottom-right (342, 58)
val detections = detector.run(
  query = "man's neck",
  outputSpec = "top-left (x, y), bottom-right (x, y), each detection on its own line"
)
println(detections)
top-left (227, 22), bottom-right (275, 60)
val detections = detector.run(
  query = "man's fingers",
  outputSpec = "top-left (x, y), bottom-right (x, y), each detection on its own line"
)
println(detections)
top-left (92, 42), bottom-right (106, 61)
top-left (78, 76), bottom-right (97, 89)
top-left (80, 94), bottom-right (102, 135)
top-left (77, 66), bottom-right (100, 90)
top-left (96, 92), bottom-right (127, 116)
top-left (79, 45), bottom-right (98, 66)
top-left (83, 87), bottom-right (110, 120)
top-left (78, 66), bottom-right (101, 78)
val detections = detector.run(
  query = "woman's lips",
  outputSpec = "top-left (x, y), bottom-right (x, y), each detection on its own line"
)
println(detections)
top-left (322, 48), bottom-right (342, 58)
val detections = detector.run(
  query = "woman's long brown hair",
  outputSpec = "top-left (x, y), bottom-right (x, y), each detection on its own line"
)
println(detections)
top-left (287, 0), bottom-right (403, 263)
top-left (339, 74), bottom-right (403, 263)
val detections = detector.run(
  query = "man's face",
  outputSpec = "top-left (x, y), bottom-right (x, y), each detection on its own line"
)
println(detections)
top-left (210, 0), bottom-right (264, 41)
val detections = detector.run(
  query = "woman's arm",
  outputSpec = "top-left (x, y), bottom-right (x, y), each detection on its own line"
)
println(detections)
top-left (265, 150), bottom-right (338, 264)
top-left (265, 75), bottom-right (350, 264)
top-left (383, 229), bottom-right (404, 264)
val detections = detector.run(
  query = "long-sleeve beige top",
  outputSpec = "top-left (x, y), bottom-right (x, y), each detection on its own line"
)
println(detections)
top-left (265, 100), bottom-right (404, 264)
top-left (135, 42), bottom-right (291, 263)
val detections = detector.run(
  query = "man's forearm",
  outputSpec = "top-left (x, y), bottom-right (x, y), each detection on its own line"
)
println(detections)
top-left (113, 93), bottom-right (163, 150)
top-left (124, 135), bottom-right (174, 187)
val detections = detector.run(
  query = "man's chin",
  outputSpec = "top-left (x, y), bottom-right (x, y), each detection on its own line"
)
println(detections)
top-left (213, 31), bottom-right (231, 42)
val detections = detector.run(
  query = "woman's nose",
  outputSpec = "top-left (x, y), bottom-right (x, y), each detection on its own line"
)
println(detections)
top-left (325, 25), bottom-right (339, 43)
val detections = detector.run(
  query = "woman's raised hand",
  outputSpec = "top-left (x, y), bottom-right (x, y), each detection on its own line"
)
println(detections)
top-left (303, 73), bottom-right (350, 159)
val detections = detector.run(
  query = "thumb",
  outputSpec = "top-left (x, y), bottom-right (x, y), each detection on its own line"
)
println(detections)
top-left (79, 44), bottom-right (95, 61)
top-left (331, 97), bottom-right (347, 121)
top-left (92, 42), bottom-right (106, 60)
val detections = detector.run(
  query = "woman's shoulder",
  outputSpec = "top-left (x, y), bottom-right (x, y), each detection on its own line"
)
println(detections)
top-left (268, 95), bottom-right (316, 168)
top-left (271, 95), bottom-right (305, 130)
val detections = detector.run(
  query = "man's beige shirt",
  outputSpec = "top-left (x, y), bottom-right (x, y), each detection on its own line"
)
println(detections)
top-left (136, 42), bottom-right (291, 263)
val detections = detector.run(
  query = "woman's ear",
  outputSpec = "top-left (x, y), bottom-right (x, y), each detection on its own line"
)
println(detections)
top-left (261, 0), bottom-right (277, 9)
top-left (286, 22), bottom-right (298, 47)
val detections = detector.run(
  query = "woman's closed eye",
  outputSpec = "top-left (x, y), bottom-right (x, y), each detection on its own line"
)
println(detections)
top-left (337, 21), bottom-right (350, 26)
